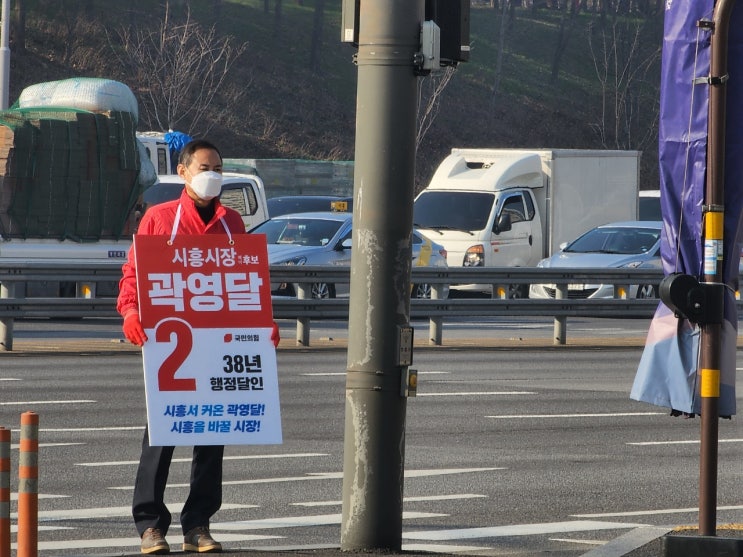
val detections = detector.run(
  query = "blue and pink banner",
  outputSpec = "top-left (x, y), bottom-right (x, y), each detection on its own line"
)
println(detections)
top-left (631, 0), bottom-right (743, 416)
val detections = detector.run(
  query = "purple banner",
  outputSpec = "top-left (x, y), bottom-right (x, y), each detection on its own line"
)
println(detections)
top-left (631, 0), bottom-right (743, 416)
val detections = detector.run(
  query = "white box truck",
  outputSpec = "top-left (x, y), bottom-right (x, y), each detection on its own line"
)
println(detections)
top-left (413, 148), bottom-right (641, 296)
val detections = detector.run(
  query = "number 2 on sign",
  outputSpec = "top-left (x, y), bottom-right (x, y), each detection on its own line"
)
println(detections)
top-left (155, 319), bottom-right (196, 391)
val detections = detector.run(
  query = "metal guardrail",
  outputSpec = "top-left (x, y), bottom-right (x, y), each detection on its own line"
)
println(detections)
top-left (0, 261), bottom-right (675, 350)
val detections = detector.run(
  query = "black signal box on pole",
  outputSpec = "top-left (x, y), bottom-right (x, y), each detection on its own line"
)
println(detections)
top-left (343, 0), bottom-right (470, 68)
top-left (425, 0), bottom-right (470, 65)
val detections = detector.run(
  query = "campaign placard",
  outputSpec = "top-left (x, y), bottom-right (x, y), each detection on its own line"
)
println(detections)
top-left (134, 233), bottom-right (281, 446)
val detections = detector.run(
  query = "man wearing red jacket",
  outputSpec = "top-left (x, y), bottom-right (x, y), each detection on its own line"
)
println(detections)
top-left (117, 139), bottom-right (279, 555)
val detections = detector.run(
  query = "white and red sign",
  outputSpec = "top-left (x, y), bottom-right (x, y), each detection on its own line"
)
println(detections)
top-left (134, 234), bottom-right (281, 446)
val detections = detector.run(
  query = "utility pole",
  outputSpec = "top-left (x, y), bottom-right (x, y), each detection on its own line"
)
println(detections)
top-left (0, 0), bottom-right (10, 110)
top-left (340, 0), bottom-right (422, 550)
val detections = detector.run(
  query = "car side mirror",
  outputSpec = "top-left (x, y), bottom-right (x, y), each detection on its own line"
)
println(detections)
top-left (337, 238), bottom-right (353, 250)
top-left (494, 213), bottom-right (512, 235)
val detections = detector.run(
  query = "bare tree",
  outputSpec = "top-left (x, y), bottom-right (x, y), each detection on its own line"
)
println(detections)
top-left (588, 18), bottom-right (661, 152)
top-left (108, 2), bottom-right (248, 135)
top-left (550, 0), bottom-right (581, 83)
top-left (309, 0), bottom-right (325, 71)
top-left (274, 0), bottom-right (283, 37)
top-left (491, 0), bottom-right (510, 104)
top-left (11, 0), bottom-right (25, 55)
top-left (416, 66), bottom-right (456, 148)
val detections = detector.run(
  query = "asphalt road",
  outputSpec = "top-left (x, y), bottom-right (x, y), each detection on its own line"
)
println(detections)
top-left (1, 336), bottom-right (742, 557)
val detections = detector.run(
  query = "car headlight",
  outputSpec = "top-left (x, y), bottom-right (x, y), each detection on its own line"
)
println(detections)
top-left (463, 245), bottom-right (484, 267)
top-left (281, 256), bottom-right (307, 265)
top-left (621, 261), bottom-right (643, 269)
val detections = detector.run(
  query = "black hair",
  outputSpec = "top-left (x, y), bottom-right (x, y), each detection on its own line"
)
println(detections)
top-left (178, 139), bottom-right (223, 166)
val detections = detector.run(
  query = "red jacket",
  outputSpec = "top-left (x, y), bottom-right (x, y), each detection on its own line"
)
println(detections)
top-left (117, 189), bottom-right (246, 317)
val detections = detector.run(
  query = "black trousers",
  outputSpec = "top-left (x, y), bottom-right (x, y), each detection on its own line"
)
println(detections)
top-left (132, 426), bottom-right (224, 537)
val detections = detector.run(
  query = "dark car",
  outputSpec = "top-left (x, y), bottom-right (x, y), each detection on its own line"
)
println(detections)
top-left (267, 195), bottom-right (353, 217)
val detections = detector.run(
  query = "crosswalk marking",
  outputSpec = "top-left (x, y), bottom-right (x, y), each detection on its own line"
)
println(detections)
top-left (78, 452), bottom-right (328, 467)
top-left (0, 400), bottom-right (95, 406)
top-left (11, 525), bottom-right (73, 533)
top-left (403, 543), bottom-right (491, 552)
top-left (11, 493), bottom-right (68, 501)
top-left (549, 537), bottom-right (605, 546)
top-left (419, 391), bottom-right (536, 397)
top-left (27, 505), bottom-right (661, 554)
top-left (486, 412), bottom-right (665, 419)
top-left (25, 503), bottom-right (256, 521)
top-left (212, 511), bottom-right (447, 531)
top-left (11, 443), bottom-right (84, 450)
top-left (403, 520), bottom-right (648, 540)
top-left (293, 493), bottom-right (487, 507)
top-left (573, 504), bottom-right (743, 518)
top-left (627, 438), bottom-right (743, 446)
top-left (109, 467), bottom-right (505, 490)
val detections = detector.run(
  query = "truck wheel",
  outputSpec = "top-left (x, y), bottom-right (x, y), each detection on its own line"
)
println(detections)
top-left (507, 284), bottom-right (528, 299)
top-left (312, 282), bottom-right (336, 299)
top-left (411, 283), bottom-right (432, 299)
top-left (636, 284), bottom-right (658, 299)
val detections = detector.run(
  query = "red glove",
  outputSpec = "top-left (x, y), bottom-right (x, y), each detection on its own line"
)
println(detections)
top-left (271, 321), bottom-right (280, 348)
top-left (123, 311), bottom-right (148, 346)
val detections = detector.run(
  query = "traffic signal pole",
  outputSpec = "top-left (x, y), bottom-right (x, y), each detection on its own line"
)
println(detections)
top-left (340, 0), bottom-right (422, 550)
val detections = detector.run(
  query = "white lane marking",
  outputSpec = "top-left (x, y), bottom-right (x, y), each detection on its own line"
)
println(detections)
top-left (628, 438), bottom-right (743, 446)
top-left (419, 391), bottom-right (535, 397)
top-left (33, 533), bottom-right (280, 551)
top-left (403, 521), bottom-right (648, 540)
top-left (213, 511), bottom-right (446, 531)
top-left (40, 426), bottom-right (143, 432)
top-left (403, 543), bottom-right (492, 552)
top-left (109, 467), bottom-right (505, 490)
top-left (0, 399), bottom-right (95, 406)
top-left (550, 537), bottom-right (605, 546)
top-left (27, 503), bottom-right (256, 521)
top-left (246, 542), bottom-right (491, 554)
top-left (293, 493), bottom-right (487, 507)
top-left (11, 443), bottom-right (84, 449)
top-left (303, 371), bottom-right (449, 376)
top-left (573, 505), bottom-right (743, 518)
top-left (78, 452), bottom-right (328, 467)
top-left (11, 493), bottom-right (68, 501)
top-left (404, 493), bottom-right (488, 502)
top-left (486, 412), bottom-right (665, 419)
top-left (0, 378), bottom-right (20, 381)
top-left (10, 525), bottom-right (73, 532)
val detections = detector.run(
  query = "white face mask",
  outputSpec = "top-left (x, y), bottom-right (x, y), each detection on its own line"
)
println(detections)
top-left (188, 170), bottom-right (223, 200)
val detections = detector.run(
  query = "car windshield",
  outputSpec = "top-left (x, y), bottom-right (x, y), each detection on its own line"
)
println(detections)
top-left (142, 183), bottom-right (183, 206)
top-left (251, 217), bottom-right (345, 246)
top-left (639, 196), bottom-right (662, 220)
top-left (565, 226), bottom-right (660, 255)
top-left (413, 191), bottom-right (495, 231)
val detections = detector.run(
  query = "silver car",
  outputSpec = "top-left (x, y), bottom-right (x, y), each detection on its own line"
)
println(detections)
top-left (529, 221), bottom-right (662, 299)
top-left (250, 211), bottom-right (449, 298)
